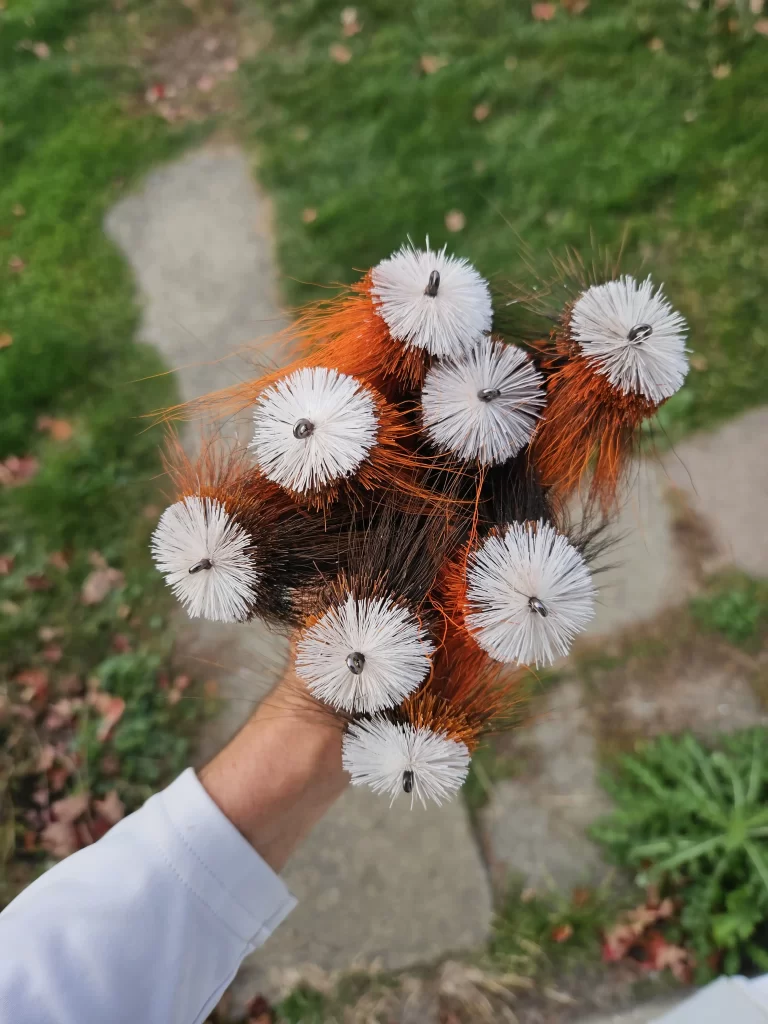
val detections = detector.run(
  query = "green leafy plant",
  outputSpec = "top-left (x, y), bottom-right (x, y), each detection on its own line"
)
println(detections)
top-left (592, 730), bottom-right (768, 980)
top-left (690, 575), bottom-right (768, 647)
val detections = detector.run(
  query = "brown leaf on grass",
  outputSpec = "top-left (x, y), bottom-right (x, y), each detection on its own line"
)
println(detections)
top-left (48, 550), bottom-right (71, 571)
top-left (111, 633), bottom-right (131, 653)
top-left (197, 74), bottom-right (216, 92)
top-left (37, 744), bottom-right (57, 772)
top-left (87, 550), bottom-right (108, 569)
top-left (712, 62), bottom-right (731, 79)
top-left (0, 333), bottom-right (12, 349)
top-left (16, 668), bottom-right (49, 702)
top-left (532, 2), bottom-right (557, 19)
top-left (643, 932), bottom-right (693, 982)
top-left (648, 37), bottom-right (664, 52)
top-left (0, 555), bottom-right (13, 574)
top-left (52, 792), bottom-right (90, 824)
top-left (81, 566), bottom-right (124, 605)
top-left (473, 103), bottom-right (491, 121)
top-left (43, 644), bottom-right (63, 663)
top-left (42, 821), bottom-right (79, 858)
top-left (329, 43), bottom-right (352, 63)
top-left (301, 208), bottom-right (317, 224)
top-left (37, 416), bottom-right (74, 441)
top-left (93, 790), bottom-right (125, 825)
top-left (25, 573), bottom-right (52, 591)
top-left (38, 625), bottom-right (60, 642)
top-left (562, 0), bottom-right (589, 12)
top-left (552, 923), bottom-right (574, 943)
top-left (32, 41), bottom-right (51, 59)
top-left (245, 994), bottom-right (275, 1024)
top-left (95, 695), bottom-right (126, 743)
top-left (341, 6), bottom-right (362, 36)
top-left (12, 204), bottom-right (25, 217)
top-left (445, 210), bottom-right (466, 232)
top-left (8, 255), bottom-right (25, 273)
top-left (755, 17), bottom-right (768, 33)
top-left (45, 699), bottom-right (76, 730)
top-left (420, 54), bottom-right (448, 74)
top-left (0, 455), bottom-right (39, 487)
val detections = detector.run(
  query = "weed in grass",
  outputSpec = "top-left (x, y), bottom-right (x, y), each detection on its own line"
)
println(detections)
top-left (690, 573), bottom-right (768, 648)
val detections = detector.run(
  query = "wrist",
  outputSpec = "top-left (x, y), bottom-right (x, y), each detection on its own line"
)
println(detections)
top-left (199, 676), bottom-right (347, 871)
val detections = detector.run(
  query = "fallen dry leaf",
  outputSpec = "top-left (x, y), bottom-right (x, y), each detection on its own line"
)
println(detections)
top-left (8, 255), bottom-right (25, 272)
top-left (445, 209), bottom-right (466, 232)
top-left (42, 821), bottom-right (79, 858)
top-left (221, 55), bottom-right (239, 73)
top-left (48, 551), bottom-right (70, 571)
top-left (12, 204), bottom-right (25, 217)
top-left (532, 2), bottom-right (557, 20)
top-left (96, 695), bottom-right (126, 743)
top-left (32, 41), bottom-right (51, 59)
top-left (0, 333), bottom-right (12, 349)
top-left (93, 790), bottom-right (125, 825)
top-left (81, 566), bottom-right (125, 605)
top-left (0, 555), bottom-right (13, 574)
top-left (52, 792), bottom-right (90, 824)
top-left (15, 668), bottom-right (48, 700)
top-left (111, 633), bottom-right (131, 653)
top-left (38, 625), bottom-right (60, 642)
top-left (301, 208), bottom-right (317, 224)
top-left (43, 643), bottom-right (63, 663)
top-left (341, 6), bottom-right (362, 36)
top-left (712, 62), bottom-right (731, 79)
top-left (552, 923), bottom-right (574, 943)
top-left (25, 573), bottom-right (53, 591)
top-left (37, 744), bottom-right (56, 772)
top-left (88, 550), bottom-right (108, 569)
top-left (0, 455), bottom-right (38, 487)
top-left (420, 54), bottom-right (448, 74)
top-left (755, 17), bottom-right (768, 34)
top-left (751, 0), bottom-right (764, 12)
top-left (473, 103), bottom-right (491, 121)
top-left (562, 0), bottom-right (589, 11)
top-left (648, 37), bottom-right (664, 52)
top-left (329, 42), bottom-right (352, 63)
top-left (197, 74), bottom-right (216, 92)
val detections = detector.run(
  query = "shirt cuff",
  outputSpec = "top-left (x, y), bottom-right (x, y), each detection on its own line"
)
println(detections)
top-left (142, 767), bottom-right (297, 950)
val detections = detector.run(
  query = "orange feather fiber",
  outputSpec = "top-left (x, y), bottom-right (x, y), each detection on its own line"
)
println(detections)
top-left (402, 626), bottom-right (526, 752)
top-left (496, 248), bottom-right (689, 514)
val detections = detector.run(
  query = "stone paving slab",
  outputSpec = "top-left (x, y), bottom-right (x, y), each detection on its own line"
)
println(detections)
top-left (582, 459), bottom-right (693, 638)
top-left (105, 144), bottom-right (493, 997)
top-left (663, 406), bottom-right (768, 578)
top-left (481, 680), bottom-right (611, 893)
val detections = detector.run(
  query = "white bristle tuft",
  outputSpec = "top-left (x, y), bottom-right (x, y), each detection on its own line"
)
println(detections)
top-left (570, 275), bottom-right (688, 403)
top-left (465, 521), bottom-right (595, 667)
top-left (151, 497), bottom-right (259, 623)
top-left (421, 338), bottom-right (545, 465)
top-left (296, 594), bottom-right (433, 713)
top-left (251, 367), bottom-right (379, 494)
top-left (342, 716), bottom-right (471, 808)
top-left (370, 241), bottom-right (492, 358)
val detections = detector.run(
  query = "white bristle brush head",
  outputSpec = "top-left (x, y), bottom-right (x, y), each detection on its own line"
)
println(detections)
top-left (421, 337), bottom-right (545, 466)
top-left (465, 520), bottom-right (596, 668)
top-left (251, 367), bottom-right (379, 494)
top-left (342, 716), bottom-right (471, 808)
top-left (151, 496), bottom-right (259, 623)
top-left (569, 275), bottom-right (688, 403)
top-left (296, 594), bottom-right (434, 713)
top-left (370, 240), bottom-right (492, 359)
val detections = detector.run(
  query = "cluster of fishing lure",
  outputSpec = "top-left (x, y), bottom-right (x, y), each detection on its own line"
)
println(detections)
top-left (151, 241), bottom-right (689, 808)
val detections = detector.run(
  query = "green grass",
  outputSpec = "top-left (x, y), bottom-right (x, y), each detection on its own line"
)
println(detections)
top-left (691, 572), bottom-right (768, 648)
top-left (240, 0), bottom-right (768, 440)
top-left (0, 0), bottom-right (207, 898)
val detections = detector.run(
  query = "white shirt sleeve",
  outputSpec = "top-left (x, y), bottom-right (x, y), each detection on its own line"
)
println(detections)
top-left (0, 768), bottom-right (297, 1024)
